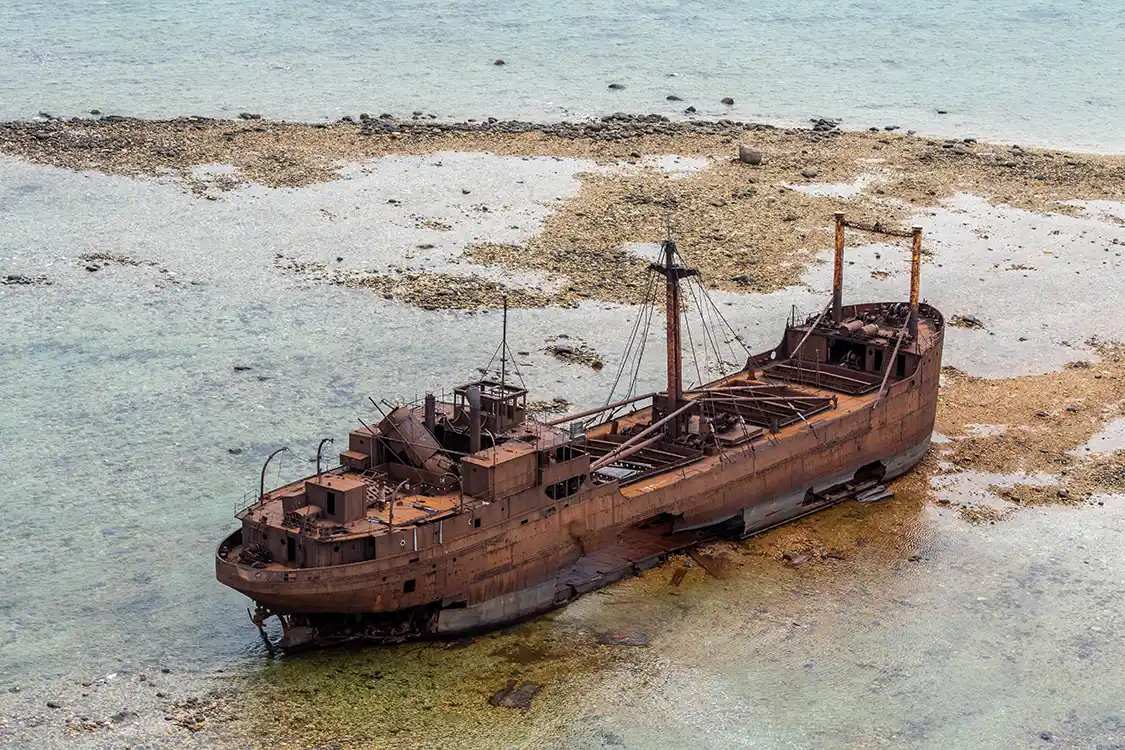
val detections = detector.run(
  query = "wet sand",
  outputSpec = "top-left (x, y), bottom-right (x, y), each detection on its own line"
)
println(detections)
top-left (2, 118), bottom-right (1125, 749)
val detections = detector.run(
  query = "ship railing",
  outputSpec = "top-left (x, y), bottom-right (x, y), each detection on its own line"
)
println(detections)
top-left (235, 488), bottom-right (262, 514)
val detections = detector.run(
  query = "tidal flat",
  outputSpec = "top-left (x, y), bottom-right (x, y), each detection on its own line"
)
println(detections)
top-left (1, 118), bottom-right (1123, 749)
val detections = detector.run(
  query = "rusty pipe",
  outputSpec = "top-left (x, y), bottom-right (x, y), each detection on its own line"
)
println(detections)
top-left (909, 225), bottom-right (922, 338)
top-left (389, 479), bottom-right (409, 531)
top-left (315, 437), bottom-right (334, 476)
top-left (832, 211), bottom-right (845, 325)
top-left (589, 400), bottom-right (696, 471)
top-left (467, 384), bottom-right (482, 454)
top-left (590, 435), bottom-right (663, 471)
top-left (260, 447), bottom-right (289, 503)
top-left (424, 393), bottom-right (436, 433)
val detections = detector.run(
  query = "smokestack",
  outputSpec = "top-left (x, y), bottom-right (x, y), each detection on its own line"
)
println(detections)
top-left (424, 393), bottom-right (436, 432)
top-left (467, 384), bottom-right (482, 454)
top-left (909, 225), bottom-right (922, 338)
top-left (832, 212), bottom-right (845, 325)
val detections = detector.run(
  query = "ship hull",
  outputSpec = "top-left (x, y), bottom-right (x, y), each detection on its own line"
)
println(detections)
top-left (217, 361), bottom-right (938, 634)
top-left (432, 432), bottom-right (931, 637)
top-left (215, 301), bottom-right (944, 647)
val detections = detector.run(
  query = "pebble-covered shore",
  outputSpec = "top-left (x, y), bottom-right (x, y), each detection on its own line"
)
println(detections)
top-left (3, 114), bottom-right (1123, 309)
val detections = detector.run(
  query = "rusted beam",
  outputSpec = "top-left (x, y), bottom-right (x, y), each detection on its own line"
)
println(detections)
top-left (591, 434), bottom-right (664, 472)
top-left (589, 400), bottom-right (697, 471)
top-left (874, 328), bottom-right (907, 408)
top-left (791, 302), bottom-right (832, 361)
top-left (909, 225), bottom-right (922, 338)
top-left (543, 392), bottom-right (657, 427)
top-left (833, 212), bottom-right (845, 325)
top-left (841, 219), bottom-right (914, 238)
top-left (768, 362), bottom-right (873, 387)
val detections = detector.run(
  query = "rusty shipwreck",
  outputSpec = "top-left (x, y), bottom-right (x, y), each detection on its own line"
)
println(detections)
top-left (216, 214), bottom-right (944, 649)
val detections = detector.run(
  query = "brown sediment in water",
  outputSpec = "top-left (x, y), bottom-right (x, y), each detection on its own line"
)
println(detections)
top-left (936, 345), bottom-right (1125, 476)
top-left (226, 620), bottom-right (641, 750)
top-left (4, 116), bottom-right (1123, 307)
top-left (908, 343), bottom-right (1125, 521)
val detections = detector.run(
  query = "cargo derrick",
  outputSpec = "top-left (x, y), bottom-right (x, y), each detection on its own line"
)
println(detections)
top-left (216, 215), bottom-right (944, 649)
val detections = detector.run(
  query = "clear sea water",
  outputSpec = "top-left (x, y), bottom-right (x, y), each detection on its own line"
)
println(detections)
top-left (3, 1), bottom-right (1125, 746)
top-left (2, 0), bottom-right (1124, 150)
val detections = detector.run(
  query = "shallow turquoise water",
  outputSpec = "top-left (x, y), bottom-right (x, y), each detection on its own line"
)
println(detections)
top-left (1, 0), bottom-right (1124, 149)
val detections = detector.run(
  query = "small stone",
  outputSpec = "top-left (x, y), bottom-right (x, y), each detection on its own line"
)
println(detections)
top-left (1057, 488), bottom-right (1069, 499)
top-left (1039, 731), bottom-right (1052, 741)
top-left (608, 83), bottom-right (625, 90)
top-left (237, 112), bottom-right (261, 120)
top-left (800, 169), bottom-right (819, 179)
top-left (493, 59), bottom-right (506, 65)
top-left (89, 109), bottom-right (101, 116)
top-left (462, 188), bottom-right (471, 194)
top-left (359, 113), bottom-right (370, 121)
top-left (160, 667), bottom-right (171, 674)
top-left (684, 106), bottom-right (696, 114)
top-left (413, 110), bottom-right (423, 116)
top-left (721, 97), bottom-right (734, 105)
top-left (630, 151), bottom-right (641, 159)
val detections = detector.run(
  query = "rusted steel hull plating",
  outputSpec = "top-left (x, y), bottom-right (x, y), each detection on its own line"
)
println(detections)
top-left (216, 218), bottom-right (944, 650)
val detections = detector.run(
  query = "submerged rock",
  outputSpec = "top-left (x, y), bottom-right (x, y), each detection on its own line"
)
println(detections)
top-left (488, 679), bottom-right (541, 709)
top-left (595, 632), bottom-right (650, 646)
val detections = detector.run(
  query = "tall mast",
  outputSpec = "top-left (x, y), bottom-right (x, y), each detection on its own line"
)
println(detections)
top-left (500, 296), bottom-right (508, 388)
top-left (654, 236), bottom-right (698, 423)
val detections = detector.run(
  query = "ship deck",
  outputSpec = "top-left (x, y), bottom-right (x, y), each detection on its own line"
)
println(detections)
top-left (236, 315), bottom-right (939, 545)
